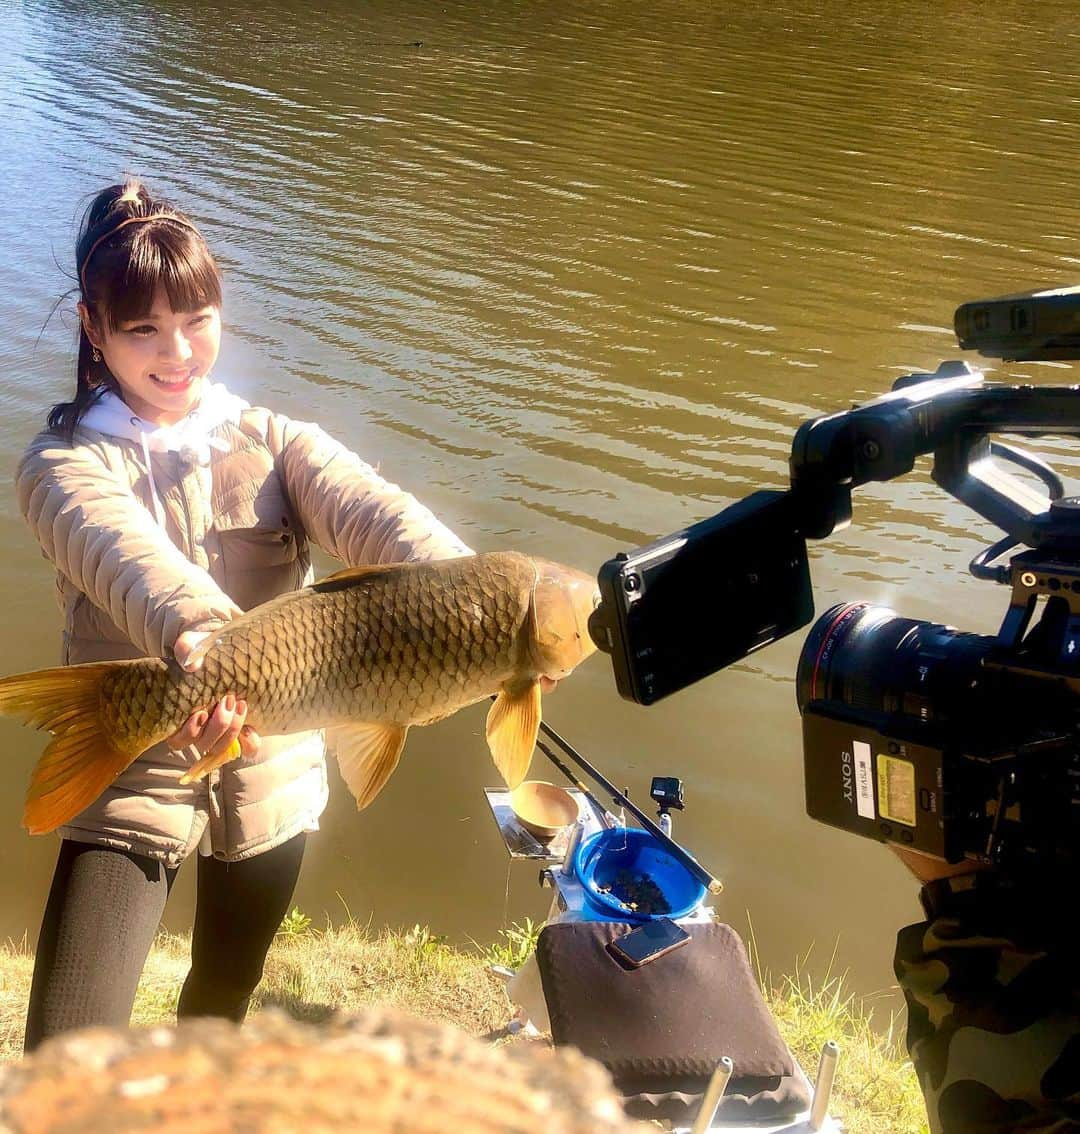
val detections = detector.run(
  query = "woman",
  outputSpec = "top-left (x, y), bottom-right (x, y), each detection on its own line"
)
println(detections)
top-left (17, 179), bottom-right (472, 1049)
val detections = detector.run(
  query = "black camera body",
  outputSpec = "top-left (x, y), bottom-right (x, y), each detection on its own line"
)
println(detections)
top-left (590, 288), bottom-right (1080, 872)
top-left (798, 568), bottom-right (1080, 872)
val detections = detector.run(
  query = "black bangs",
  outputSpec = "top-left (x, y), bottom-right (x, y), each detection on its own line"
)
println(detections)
top-left (90, 221), bottom-right (222, 329)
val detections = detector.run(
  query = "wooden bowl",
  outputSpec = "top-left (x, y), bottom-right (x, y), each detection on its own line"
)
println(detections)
top-left (509, 781), bottom-right (580, 839)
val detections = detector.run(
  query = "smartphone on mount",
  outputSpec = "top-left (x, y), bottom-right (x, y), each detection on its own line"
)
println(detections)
top-left (591, 491), bottom-right (812, 705)
top-left (608, 917), bottom-right (692, 968)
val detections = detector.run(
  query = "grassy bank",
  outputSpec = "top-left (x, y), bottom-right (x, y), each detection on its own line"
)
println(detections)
top-left (0, 916), bottom-right (928, 1133)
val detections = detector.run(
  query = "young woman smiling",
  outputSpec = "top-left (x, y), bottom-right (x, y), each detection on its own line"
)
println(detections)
top-left (79, 288), bottom-right (222, 425)
top-left (17, 180), bottom-right (472, 1050)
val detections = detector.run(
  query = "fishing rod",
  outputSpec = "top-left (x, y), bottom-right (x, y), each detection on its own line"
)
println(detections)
top-left (533, 733), bottom-right (613, 830)
top-left (536, 718), bottom-right (723, 896)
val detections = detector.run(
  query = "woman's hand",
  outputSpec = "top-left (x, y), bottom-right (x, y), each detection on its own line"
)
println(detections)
top-left (890, 843), bottom-right (988, 885)
top-left (165, 629), bottom-right (260, 761)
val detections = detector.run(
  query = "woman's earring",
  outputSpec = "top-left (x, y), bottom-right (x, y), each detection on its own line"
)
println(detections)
top-left (91, 347), bottom-right (102, 363)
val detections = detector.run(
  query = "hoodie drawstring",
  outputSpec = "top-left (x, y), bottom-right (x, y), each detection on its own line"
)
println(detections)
top-left (136, 425), bottom-right (166, 526)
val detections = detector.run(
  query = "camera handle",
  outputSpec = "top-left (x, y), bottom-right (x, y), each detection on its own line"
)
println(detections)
top-left (932, 413), bottom-right (1079, 553)
top-left (789, 362), bottom-right (1080, 553)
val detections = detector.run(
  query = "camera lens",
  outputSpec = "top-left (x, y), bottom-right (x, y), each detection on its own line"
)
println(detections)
top-left (796, 602), bottom-right (990, 722)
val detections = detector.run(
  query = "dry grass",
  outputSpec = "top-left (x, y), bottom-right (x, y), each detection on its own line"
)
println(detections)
top-left (0, 919), bottom-right (511, 1064)
top-left (0, 938), bottom-right (33, 1061)
top-left (750, 927), bottom-right (929, 1134)
top-left (254, 920), bottom-right (511, 1035)
top-left (0, 916), bottom-right (928, 1132)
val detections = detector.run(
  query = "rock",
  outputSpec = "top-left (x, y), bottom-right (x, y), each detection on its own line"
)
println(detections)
top-left (0, 1008), bottom-right (645, 1133)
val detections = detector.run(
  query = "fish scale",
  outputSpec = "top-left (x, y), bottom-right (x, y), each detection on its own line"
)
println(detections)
top-left (236, 555), bottom-right (525, 734)
top-left (100, 557), bottom-right (530, 741)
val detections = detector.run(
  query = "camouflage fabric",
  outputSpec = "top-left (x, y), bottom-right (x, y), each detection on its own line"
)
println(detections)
top-left (894, 873), bottom-right (1080, 1132)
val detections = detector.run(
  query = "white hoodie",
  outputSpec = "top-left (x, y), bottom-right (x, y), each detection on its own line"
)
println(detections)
top-left (80, 382), bottom-right (250, 524)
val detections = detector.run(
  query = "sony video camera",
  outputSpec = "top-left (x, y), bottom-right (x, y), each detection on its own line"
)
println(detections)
top-left (589, 285), bottom-right (1080, 873)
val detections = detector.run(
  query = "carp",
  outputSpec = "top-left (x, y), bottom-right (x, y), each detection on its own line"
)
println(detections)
top-left (0, 552), bottom-right (599, 834)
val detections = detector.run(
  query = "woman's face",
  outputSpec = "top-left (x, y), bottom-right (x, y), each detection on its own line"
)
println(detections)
top-left (83, 285), bottom-right (222, 426)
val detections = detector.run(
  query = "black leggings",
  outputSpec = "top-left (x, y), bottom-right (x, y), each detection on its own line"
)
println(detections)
top-left (24, 833), bottom-right (306, 1052)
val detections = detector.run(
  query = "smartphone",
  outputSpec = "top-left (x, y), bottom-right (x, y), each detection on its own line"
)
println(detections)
top-left (590, 491), bottom-right (812, 705)
top-left (608, 917), bottom-right (691, 968)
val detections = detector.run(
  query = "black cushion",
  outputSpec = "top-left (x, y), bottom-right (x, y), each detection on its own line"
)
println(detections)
top-left (535, 920), bottom-right (811, 1123)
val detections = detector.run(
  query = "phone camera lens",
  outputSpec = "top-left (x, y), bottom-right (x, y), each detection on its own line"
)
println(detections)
top-left (624, 574), bottom-right (641, 594)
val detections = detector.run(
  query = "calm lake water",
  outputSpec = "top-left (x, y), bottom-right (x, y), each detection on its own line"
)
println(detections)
top-left (1, 0), bottom-right (1079, 1011)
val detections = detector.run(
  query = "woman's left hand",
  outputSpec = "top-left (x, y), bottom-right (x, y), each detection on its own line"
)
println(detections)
top-left (165, 629), bottom-right (261, 761)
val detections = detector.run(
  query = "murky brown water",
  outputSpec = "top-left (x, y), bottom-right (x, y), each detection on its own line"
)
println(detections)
top-left (2, 0), bottom-right (1079, 1011)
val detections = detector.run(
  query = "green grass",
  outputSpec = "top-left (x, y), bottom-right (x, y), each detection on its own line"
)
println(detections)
top-left (473, 916), bottom-right (543, 970)
top-left (0, 913), bottom-right (928, 1131)
top-left (276, 905), bottom-right (314, 938)
top-left (761, 955), bottom-right (928, 1133)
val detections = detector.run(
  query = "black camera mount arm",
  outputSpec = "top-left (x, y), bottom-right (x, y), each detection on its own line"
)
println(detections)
top-left (788, 362), bottom-right (982, 538)
top-left (788, 361), bottom-right (1080, 552)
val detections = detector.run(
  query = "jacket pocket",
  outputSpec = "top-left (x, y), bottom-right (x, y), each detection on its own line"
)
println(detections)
top-left (212, 478), bottom-right (306, 610)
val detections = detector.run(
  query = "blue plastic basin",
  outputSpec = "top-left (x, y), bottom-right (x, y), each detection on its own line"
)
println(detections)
top-left (574, 827), bottom-right (706, 922)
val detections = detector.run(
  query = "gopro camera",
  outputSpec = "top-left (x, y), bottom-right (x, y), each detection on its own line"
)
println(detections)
top-left (650, 776), bottom-right (685, 812)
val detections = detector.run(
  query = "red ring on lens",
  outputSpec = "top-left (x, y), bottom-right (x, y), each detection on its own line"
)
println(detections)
top-left (810, 602), bottom-right (870, 700)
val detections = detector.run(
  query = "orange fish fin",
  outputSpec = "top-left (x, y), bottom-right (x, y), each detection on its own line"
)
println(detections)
top-left (313, 562), bottom-right (412, 593)
top-left (178, 738), bottom-right (244, 784)
top-left (329, 722), bottom-right (409, 809)
top-left (0, 663), bottom-right (145, 835)
top-left (485, 680), bottom-right (541, 790)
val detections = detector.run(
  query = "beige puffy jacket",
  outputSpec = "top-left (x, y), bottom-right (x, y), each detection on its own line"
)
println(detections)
top-left (16, 405), bottom-right (471, 866)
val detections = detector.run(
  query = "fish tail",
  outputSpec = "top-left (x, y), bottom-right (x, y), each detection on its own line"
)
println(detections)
top-left (0, 664), bottom-right (148, 835)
